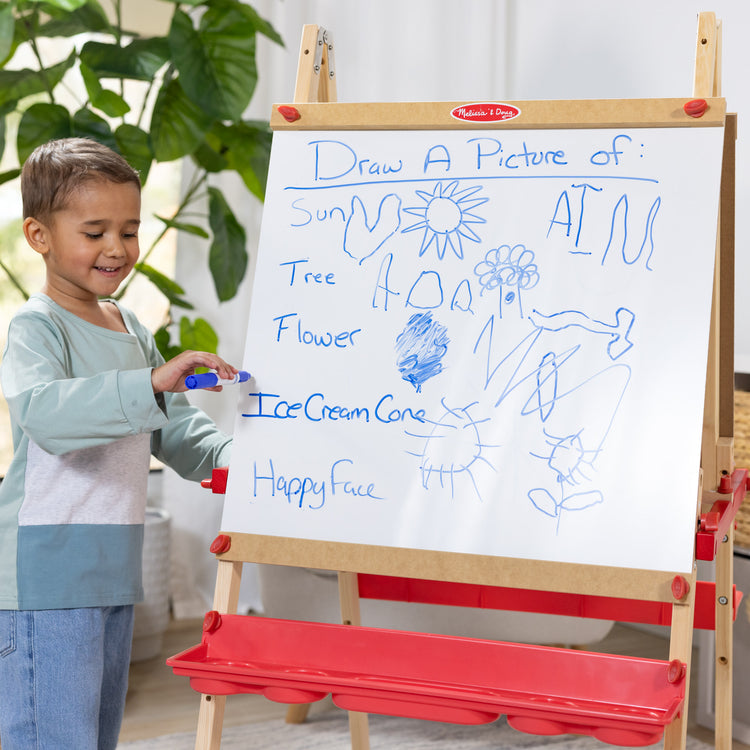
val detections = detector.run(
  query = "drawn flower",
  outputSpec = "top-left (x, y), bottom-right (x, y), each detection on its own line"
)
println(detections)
top-left (474, 243), bottom-right (539, 318)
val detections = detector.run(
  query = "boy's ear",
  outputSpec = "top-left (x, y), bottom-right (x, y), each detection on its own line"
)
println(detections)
top-left (23, 217), bottom-right (49, 255)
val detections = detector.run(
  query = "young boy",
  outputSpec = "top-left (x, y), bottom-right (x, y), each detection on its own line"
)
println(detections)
top-left (0, 138), bottom-right (238, 749)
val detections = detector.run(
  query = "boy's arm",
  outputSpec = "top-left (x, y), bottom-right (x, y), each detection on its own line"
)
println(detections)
top-left (131, 314), bottom-right (233, 481)
top-left (1, 313), bottom-right (168, 455)
top-left (151, 392), bottom-right (232, 482)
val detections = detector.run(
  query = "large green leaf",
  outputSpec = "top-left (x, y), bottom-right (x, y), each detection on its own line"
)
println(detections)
top-left (0, 167), bottom-right (21, 186)
top-left (180, 316), bottom-right (218, 353)
top-left (207, 186), bottom-right (246, 302)
top-left (72, 108), bottom-right (117, 150)
top-left (190, 140), bottom-right (228, 173)
top-left (0, 3), bottom-right (15, 63)
top-left (198, 0), bottom-right (283, 46)
top-left (206, 120), bottom-right (271, 201)
top-left (114, 123), bottom-right (152, 182)
top-left (150, 77), bottom-right (213, 161)
top-left (79, 37), bottom-right (170, 81)
top-left (153, 324), bottom-right (182, 362)
top-left (231, 0), bottom-right (284, 46)
top-left (0, 100), bottom-right (14, 160)
top-left (17, 102), bottom-right (71, 162)
top-left (80, 62), bottom-right (130, 117)
top-left (37, 0), bottom-right (112, 38)
top-left (135, 262), bottom-right (193, 309)
top-left (37, 0), bottom-right (90, 11)
top-left (155, 214), bottom-right (209, 239)
top-left (168, 7), bottom-right (257, 121)
top-left (0, 50), bottom-right (76, 108)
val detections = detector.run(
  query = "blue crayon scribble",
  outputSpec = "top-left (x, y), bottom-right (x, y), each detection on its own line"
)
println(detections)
top-left (395, 311), bottom-right (449, 392)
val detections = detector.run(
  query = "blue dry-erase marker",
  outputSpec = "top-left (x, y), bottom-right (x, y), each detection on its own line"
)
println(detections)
top-left (185, 370), bottom-right (251, 390)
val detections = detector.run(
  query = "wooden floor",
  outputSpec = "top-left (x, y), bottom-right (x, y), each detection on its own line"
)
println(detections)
top-left (120, 616), bottom-right (747, 747)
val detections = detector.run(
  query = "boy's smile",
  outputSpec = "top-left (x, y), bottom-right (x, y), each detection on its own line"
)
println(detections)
top-left (23, 177), bottom-right (141, 317)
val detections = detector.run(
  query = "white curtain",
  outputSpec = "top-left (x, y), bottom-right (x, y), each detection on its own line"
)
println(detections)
top-left (165, 0), bottom-right (750, 618)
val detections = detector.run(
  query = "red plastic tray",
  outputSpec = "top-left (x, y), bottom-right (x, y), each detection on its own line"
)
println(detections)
top-left (168, 613), bottom-right (685, 746)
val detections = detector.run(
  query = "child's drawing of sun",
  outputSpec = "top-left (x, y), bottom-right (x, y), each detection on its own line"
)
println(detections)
top-left (402, 180), bottom-right (488, 260)
top-left (406, 399), bottom-right (497, 501)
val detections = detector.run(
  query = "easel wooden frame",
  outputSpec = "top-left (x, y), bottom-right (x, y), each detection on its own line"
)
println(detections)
top-left (694, 13), bottom-right (738, 750)
top-left (183, 15), bottom-right (741, 750)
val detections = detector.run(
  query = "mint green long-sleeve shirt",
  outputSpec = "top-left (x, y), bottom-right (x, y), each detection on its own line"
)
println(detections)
top-left (0, 294), bottom-right (232, 610)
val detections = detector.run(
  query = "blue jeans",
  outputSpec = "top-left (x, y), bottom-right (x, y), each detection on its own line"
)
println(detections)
top-left (0, 605), bottom-right (134, 750)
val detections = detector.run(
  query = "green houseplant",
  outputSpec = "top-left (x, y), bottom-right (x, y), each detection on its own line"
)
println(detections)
top-left (0, 0), bottom-right (282, 357)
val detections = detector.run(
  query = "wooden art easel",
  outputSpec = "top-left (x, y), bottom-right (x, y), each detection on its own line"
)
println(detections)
top-left (170, 14), bottom-right (744, 750)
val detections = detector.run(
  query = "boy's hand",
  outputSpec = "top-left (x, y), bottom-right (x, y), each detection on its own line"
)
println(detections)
top-left (151, 350), bottom-right (239, 394)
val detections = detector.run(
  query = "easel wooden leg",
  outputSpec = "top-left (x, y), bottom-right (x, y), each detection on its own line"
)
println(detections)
top-left (195, 695), bottom-right (227, 750)
top-left (285, 703), bottom-right (312, 724)
top-left (194, 559), bottom-right (243, 750)
top-left (663, 581), bottom-right (696, 750)
top-left (714, 524), bottom-right (734, 750)
top-left (339, 571), bottom-right (371, 750)
top-left (285, 572), bottom-right (372, 746)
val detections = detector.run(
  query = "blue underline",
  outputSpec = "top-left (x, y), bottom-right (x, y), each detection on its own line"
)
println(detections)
top-left (283, 174), bottom-right (659, 191)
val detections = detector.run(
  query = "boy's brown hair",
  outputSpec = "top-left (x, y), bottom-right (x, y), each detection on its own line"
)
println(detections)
top-left (21, 137), bottom-right (141, 222)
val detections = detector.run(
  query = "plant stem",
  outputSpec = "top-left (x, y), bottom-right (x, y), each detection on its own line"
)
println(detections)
top-left (115, 169), bottom-right (209, 299)
top-left (112, 0), bottom-right (126, 101)
top-left (23, 10), bottom-right (56, 104)
top-left (0, 257), bottom-right (30, 301)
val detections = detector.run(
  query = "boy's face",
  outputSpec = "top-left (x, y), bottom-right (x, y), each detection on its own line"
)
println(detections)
top-left (24, 177), bottom-right (141, 304)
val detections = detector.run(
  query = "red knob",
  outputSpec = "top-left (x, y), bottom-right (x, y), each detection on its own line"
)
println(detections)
top-left (278, 105), bottom-right (301, 122)
top-left (203, 610), bottom-right (222, 633)
top-left (718, 473), bottom-right (732, 494)
top-left (671, 575), bottom-right (690, 601)
top-left (667, 659), bottom-right (686, 684)
top-left (683, 98), bottom-right (708, 118)
top-left (210, 534), bottom-right (231, 554)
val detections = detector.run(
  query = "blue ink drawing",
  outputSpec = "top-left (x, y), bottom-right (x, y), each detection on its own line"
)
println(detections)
top-left (343, 194), bottom-right (402, 264)
top-left (395, 311), bottom-right (449, 392)
top-left (402, 180), bottom-right (487, 260)
top-left (473, 302), bottom-right (632, 532)
top-left (528, 428), bottom-right (605, 532)
top-left (474, 243), bottom-right (540, 319)
top-left (406, 399), bottom-right (497, 501)
top-left (527, 306), bottom-right (635, 360)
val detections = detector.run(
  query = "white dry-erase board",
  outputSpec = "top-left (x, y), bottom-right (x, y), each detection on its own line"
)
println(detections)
top-left (223, 99), bottom-right (726, 577)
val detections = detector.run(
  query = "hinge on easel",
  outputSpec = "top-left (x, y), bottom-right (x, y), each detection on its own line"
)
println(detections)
top-left (314, 27), bottom-right (335, 84)
top-left (294, 24), bottom-right (336, 104)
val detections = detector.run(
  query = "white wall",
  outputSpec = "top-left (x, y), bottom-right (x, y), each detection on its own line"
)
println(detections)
top-left (167, 0), bottom-right (750, 616)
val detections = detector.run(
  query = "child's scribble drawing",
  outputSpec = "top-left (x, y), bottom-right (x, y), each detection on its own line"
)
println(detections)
top-left (405, 270), bottom-right (444, 310)
top-left (402, 180), bottom-right (487, 259)
top-left (406, 399), bottom-right (497, 501)
top-left (395, 311), bottom-right (449, 392)
top-left (474, 244), bottom-right (540, 319)
top-left (472, 307), bottom-right (632, 532)
top-left (343, 193), bottom-right (402, 264)
top-left (527, 307), bottom-right (635, 360)
top-left (527, 428), bottom-right (605, 532)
